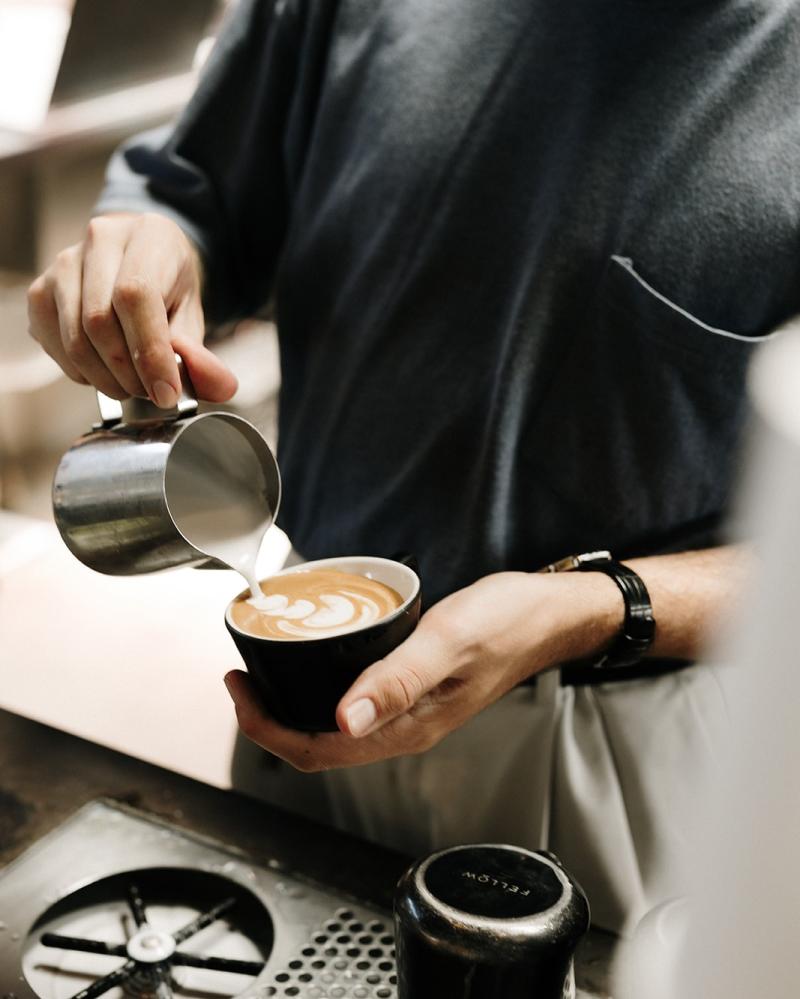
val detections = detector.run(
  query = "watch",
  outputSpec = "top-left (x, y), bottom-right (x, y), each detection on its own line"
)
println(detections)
top-left (538, 550), bottom-right (656, 669)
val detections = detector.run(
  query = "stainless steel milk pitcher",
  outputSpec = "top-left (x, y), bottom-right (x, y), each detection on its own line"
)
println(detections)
top-left (52, 362), bottom-right (281, 575)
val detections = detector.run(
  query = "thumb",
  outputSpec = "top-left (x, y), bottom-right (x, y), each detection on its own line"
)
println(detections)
top-left (336, 627), bottom-right (452, 738)
top-left (172, 333), bottom-right (238, 402)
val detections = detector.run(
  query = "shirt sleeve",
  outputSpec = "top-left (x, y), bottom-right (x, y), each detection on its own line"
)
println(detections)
top-left (94, 0), bottom-right (334, 324)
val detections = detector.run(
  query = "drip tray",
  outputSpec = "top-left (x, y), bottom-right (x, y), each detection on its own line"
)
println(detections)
top-left (0, 800), bottom-right (397, 999)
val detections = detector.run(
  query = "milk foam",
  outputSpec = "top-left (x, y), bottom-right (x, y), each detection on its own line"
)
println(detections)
top-left (231, 569), bottom-right (404, 641)
top-left (247, 589), bottom-right (381, 638)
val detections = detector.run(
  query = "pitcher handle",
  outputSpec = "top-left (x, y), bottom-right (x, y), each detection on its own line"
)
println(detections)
top-left (94, 355), bottom-right (199, 429)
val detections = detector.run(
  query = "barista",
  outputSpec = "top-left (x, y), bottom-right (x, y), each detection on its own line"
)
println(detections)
top-left (27, 0), bottom-right (794, 934)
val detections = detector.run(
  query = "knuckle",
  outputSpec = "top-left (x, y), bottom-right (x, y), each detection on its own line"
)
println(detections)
top-left (383, 666), bottom-right (427, 715)
top-left (63, 331), bottom-right (90, 363)
top-left (429, 608), bottom-right (474, 652)
top-left (82, 305), bottom-right (115, 338)
top-left (54, 247), bottom-right (78, 271)
top-left (112, 275), bottom-right (149, 310)
top-left (96, 345), bottom-right (145, 394)
top-left (139, 211), bottom-right (172, 233)
top-left (133, 213), bottom-right (160, 240)
top-left (26, 277), bottom-right (48, 309)
top-left (132, 340), bottom-right (168, 379)
top-left (109, 350), bottom-right (135, 370)
top-left (85, 216), bottom-right (112, 243)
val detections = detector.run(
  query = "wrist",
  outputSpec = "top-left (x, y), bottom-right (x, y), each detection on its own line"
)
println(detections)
top-left (558, 570), bottom-right (626, 660)
top-left (526, 570), bottom-right (626, 668)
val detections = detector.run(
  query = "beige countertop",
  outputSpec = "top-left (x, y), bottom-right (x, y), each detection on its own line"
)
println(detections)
top-left (0, 511), bottom-right (290, 788)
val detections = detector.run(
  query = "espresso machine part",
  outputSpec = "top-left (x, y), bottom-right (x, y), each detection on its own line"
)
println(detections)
top-left (52, 361), bottom-right (280, 575)
top-left (394, 843), bottom-right (590, 999)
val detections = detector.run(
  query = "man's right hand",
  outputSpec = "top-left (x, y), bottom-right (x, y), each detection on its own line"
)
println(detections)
top-left (27, 212), bottom-right (238, 406)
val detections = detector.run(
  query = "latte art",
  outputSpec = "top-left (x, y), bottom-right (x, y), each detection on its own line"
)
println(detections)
top-left (230, 568), bottom-right (404, 640)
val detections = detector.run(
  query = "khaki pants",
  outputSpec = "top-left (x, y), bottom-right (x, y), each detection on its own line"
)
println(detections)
top-left (231, 661), bottom-right (726, 935)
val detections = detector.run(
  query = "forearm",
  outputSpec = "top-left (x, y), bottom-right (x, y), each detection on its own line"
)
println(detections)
top-left (627, 545), bottom-right (751, 660)
top-left (223, 544), bottom-right (753, 766)
top-left (555, 544), bottom-right (752, 666)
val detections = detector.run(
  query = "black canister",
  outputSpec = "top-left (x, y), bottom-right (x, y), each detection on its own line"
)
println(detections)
top-left (393, 843), bottom-right (590, 999)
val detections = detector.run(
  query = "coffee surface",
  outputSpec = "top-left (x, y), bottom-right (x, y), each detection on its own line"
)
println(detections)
top-left (230, 568), bottom-right (404, 640)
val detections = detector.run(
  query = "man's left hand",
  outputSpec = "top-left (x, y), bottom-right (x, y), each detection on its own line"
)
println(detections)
top-left (223, 570), bottom-right (622, 772)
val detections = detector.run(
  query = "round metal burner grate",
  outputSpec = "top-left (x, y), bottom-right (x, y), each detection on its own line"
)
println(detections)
top-left (262, 908), bottom-right (397, 998)
top-left (21, 868), bottom-right (273, 999)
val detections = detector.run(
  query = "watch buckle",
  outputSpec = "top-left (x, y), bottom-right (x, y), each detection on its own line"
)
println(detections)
top-left (538, 550), bottom-right (612, 574)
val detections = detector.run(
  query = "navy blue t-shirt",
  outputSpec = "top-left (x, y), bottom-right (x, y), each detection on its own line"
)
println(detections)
top-left (97, 0), bottom-right (800, 604)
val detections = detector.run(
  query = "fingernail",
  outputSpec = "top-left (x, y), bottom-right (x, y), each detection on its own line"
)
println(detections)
top-left (223, 673), bottom-right (237, 699)
top-left (346, 698), bottom-right (377, 738)
top-left (151, 379), bottom-right (178, 408)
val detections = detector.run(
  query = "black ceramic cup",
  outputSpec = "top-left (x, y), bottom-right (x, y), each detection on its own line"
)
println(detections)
top-left (225, 555), bottom-right (422, 732)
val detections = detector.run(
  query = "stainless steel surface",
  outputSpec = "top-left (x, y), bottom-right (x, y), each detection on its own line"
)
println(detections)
top-left (52, 409), bottom-right (280, 576)
top-left (94, 360), bottom-right (199, 430)
top-left (0, 800), bottom-right (399, 999)
top-left (0, 776), bottom-right (611, 999)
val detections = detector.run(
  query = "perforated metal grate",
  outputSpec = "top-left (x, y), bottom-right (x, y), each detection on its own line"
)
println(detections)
top-left (261, 907), bottom-right (397, 998)
top-left (0, 802), bottom-right (612, 999)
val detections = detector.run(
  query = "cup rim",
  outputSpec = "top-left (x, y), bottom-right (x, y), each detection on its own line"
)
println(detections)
top-left (225, 555), bottom-right (421, 643)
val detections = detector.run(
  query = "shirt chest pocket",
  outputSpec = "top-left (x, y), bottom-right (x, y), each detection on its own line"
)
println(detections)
top-left (527, 255), bottom-right (773, 552)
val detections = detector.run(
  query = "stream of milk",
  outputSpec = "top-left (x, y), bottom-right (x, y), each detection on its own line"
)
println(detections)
top-left (163, 417), bottom-right (276, 604)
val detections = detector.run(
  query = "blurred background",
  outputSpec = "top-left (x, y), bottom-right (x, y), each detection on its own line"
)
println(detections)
top-left (0, 0), bottom-right (280, 519)
top-left (0, 0), bottom-right (288, 791)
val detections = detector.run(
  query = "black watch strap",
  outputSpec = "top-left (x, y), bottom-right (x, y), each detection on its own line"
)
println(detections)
top-left (539, 550), bottom-right (656, 669)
